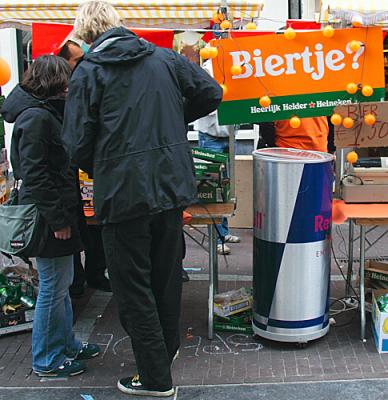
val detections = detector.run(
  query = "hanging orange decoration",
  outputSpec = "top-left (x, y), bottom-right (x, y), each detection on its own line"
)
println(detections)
top-left (346, 82), bottom-right (358, 94)
top-left (361, 85), bottom-right (374, 97)
top-left (212, 13), bottom-right (221, 23)
top-left (289, 116), bottom-right (301, 128)
top-left (245, 22), bottom-right (257, 30)
top-left (230, 65), bottom-right (243, 76)
top-left (346, 151), bottom-right (358, 164)
top-left (349, 40), bottom-right (362, 52)
top-left (199, 47), bottom-right (210, 59)
top-left (0, 57), bottom-right (11, 87)
top-left (330, 113), bottom-right (342, 126)
top-left (220, 84), bottom-right (228, 96)
top-left (220, 20), bottom-right (232, 30)
top-left (343, 117), bottom-right (354, 129)
top-left (284, 27), bottom-right (296, 40)
top-left (364, 113), bottom-right (376, 125)
top-left (322, 25), bottom-right (335, 38)
top-left (259, 96), bottom-right (271, 108)
top-left (208, 47), bottom-right (218, 59)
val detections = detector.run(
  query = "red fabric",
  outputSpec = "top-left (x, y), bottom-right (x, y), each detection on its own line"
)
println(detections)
top-left (286, 20), bottom-right (321, 30)
top-left (332, 199), bottom-right (388, 224)
top-left (32, 23), bottom-right (73, 59)
top-left (131, 28), bottom-right (174, 48)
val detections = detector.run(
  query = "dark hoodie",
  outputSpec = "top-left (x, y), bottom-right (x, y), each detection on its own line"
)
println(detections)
top-left (1, 85), bottom-right (82, 257)
top-left (62, 27), bottom-right (222, 224)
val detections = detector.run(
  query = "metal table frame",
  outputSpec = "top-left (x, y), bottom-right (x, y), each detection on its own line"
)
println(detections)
top-left (186, 202), bottom-right (235, 339)
top-left (346, 218), bottom-right (388, 342)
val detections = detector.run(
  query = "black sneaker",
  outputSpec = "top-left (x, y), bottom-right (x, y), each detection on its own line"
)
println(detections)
top-left (117, 375), bottom-right (174, 397)
top-left (35, 360), bottom-right (86, 377)
top-left (74, 342), bottom-right (100, 360)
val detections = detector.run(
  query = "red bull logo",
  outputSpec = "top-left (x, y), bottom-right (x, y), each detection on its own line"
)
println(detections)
top-left (314, 214), bottom-right (332, 233)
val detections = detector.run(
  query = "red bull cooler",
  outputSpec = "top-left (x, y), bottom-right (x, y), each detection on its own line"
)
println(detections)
top-left (252, 148), bottom-right (334, 343)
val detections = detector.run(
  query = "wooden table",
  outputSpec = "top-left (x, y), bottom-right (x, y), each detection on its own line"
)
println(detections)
top-left (186, 202), bottom-right (236, 340)
top-left (333, 200), bottom-right (388, 341)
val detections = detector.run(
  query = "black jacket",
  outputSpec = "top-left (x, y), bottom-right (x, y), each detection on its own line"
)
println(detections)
top-left (62, 27), bottom-right (222, 224)
top-left (1, 85), bottom-right (82, 257)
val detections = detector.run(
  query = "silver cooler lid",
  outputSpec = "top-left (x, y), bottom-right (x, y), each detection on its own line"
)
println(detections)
top-left (253, 148), bottom-right (334, 164)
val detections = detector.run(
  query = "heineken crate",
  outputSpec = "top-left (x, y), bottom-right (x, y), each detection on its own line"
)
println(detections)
top-left (192, 147), bottom-right (229, 164)
top-left (0, 306), bottom-right (34, 335)
top-left (197, 180), bottom-right (230, 203)
top-left (214, 311), bottom-right (253, 334)
top-left (194, 162), bottom-right (228, 183)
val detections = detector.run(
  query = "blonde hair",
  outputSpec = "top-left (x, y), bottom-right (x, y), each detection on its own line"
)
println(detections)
top-left (74, 1), bottom-right (121, 43)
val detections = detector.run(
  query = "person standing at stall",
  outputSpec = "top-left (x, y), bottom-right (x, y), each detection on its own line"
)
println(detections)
top-left (62, 1), bottom-right (222, 397)
top-left (58, 39), bottom-right (111, 296)
top-left (1, 55), bottom-right (100, 377)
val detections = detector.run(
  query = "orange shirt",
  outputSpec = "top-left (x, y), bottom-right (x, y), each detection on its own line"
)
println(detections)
top-left (274, 117), bottom-right (329, 152)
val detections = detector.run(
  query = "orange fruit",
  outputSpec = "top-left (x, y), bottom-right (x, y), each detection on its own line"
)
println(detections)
top-left (208, 47), bottom-right (218, 59)
top-left (259, 96), bottom-right (271, 108)
top-left (284, 27), bottom-right (296, 40)
top-left (199, 47), bottom-right (210, 59)
top-left (343, 117), bottom-right (354, 129)
top-left (0, 57), bottom-right (11, 86)
top-left (230, 65), bottom-right (243, 75)
top-left (322, 25), bottom-right (335, 38)
top-left (361, 85), bottom-right (374, 97)
top-left (330, 113), bottom-right (343, 126)
top-left (220, 84), bottom-right (228, 96)
top-left (346, 82), bottom-right (358, 94)
top-left (245, 22), bottom-right (257, 30)
top-left (289, 116), bottom-right (301, 128)
top-left (220, 20), bottom-right (232, 30)
top-left (364, 113), bottom-right (376, 125)
top-left (349, 40), bottom-right (361, 52)
top-left (346, 151), bottom-right (358, 164)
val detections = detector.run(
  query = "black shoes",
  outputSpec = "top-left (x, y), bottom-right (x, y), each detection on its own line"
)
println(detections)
top-left (117, 375), bottom-right (174, 397)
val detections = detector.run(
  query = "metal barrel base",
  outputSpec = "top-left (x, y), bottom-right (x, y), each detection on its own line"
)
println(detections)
top-left (252, 322), bottom-right (330, 343)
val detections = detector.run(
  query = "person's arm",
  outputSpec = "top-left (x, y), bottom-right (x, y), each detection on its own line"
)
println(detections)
top-left (174, 53), bottom-right (223, 124)
top-left (327, 117), bottom-right (336, 153)
top-left (17, 110), bottom-right (72, 233)
top-left (62, 64), bottom-right (101, 176)
top-left (257, 122), bottom-right (276, 149)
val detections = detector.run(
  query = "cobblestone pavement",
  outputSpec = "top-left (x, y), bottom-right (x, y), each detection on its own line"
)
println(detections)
top-left (0, 227), bottom-right (387, 398)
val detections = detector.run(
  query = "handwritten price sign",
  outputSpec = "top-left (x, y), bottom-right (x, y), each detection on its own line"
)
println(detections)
top-left (334, 102), bottom-right (388, 149)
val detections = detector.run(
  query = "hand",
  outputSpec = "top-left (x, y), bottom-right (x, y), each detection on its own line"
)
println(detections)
top-left (54, 226), bottom-right (72, 240)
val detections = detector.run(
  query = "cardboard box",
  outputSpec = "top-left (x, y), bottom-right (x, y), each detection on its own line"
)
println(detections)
top-left (192, 147), bottom-right (229, 164)
top-left (197, 180), bottom-right (230, 203)
top-left (365, 260), bottom-right (388, 289)
top-left (214, 311), bottom-right (253, 334)
top-left (371, 289), bottom-right (388, 353)
top-left (0, 306), bottom-right (34, 336)
top-left (214, 288), bottom-right (253, 318)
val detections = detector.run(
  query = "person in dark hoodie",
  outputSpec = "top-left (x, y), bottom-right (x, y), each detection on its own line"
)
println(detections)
top-left (1, 55), bottom-right (100, 378)
top-left (62, 1), bottom-right (222, 397)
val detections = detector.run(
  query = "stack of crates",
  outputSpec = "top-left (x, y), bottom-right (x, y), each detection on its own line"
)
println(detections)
top-left (192, 147), bottom-right (230, 203)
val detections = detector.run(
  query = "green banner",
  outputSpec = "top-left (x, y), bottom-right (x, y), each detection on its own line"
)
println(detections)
top-left (218, 89), bottom-right (386, 125)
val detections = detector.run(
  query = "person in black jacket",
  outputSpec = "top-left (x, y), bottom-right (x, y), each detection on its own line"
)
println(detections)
top-left (1, 55), bottom-right (100, 378)
top-left (63, 1), bottom-right (222, 396)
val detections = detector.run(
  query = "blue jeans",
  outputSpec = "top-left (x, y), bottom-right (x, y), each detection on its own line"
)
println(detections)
top-left (32, 255), bottom-right (81, 372)
top-left (198, 131), bottom-right (229, 242)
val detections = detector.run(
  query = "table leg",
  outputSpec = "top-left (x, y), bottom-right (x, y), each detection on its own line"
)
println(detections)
top-left (360, 225), bottom-right (366, 342)
top-left (208, 224), bottom-right (217, 340)
top-left (346, 219), bottom-right (354, 297)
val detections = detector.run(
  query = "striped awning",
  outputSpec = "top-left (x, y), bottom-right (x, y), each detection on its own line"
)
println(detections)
top-left (322, 0), bottom-right (388, 25)
top-left (0, 0), bottom-right (264, 29)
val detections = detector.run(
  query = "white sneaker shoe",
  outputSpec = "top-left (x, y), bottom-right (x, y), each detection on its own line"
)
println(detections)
top-left (224, 234), bottom-right (241, 243)
top-left (217, 243), bottom-right (231, 255)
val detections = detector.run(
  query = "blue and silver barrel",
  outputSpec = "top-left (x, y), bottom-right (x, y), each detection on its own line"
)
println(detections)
top-left (252, 148), bottom-right (334, 343)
